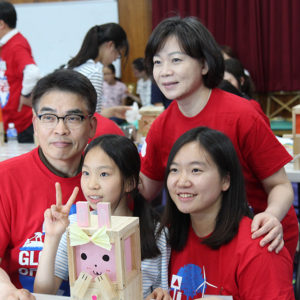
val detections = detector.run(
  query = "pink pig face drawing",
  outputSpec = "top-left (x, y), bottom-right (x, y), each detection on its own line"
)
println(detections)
top-left (75, 242), bottom-right (117, 281)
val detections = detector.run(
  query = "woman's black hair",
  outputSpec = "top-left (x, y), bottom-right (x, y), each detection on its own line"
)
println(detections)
top-left (84, 135), bottom-right (161, 259)
top-left (224, 58), bottom-right (255, 99)
top-left (158, 127), bottom-right (252, 250)
top-left (67, 23), bottom-right (129, 68)
top-left (145, 16), bottom-right (224, 88)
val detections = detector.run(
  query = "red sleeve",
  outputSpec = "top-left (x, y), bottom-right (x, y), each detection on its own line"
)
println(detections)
top-left (13, 43), bottom-right (35, 74)
top-left (92, 113), bottom-right (125, 141)
top-left (249, 100), bottom-right (270, 127)
top-left (237, 247), bottom-right (294, 299)
top-left (237, 111), bottom-right (292, 180)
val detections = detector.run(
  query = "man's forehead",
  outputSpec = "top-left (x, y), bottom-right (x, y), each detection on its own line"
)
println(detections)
top-left (37, 90), bottom-right (89, 112)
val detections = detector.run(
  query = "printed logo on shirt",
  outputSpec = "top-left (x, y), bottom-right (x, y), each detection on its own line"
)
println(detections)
top-left (0, 59), bottom-right (9, 108)
top-left (18, 231), bottom-right (44, 292)
top-left (171, 264), bottom-right (218, 299)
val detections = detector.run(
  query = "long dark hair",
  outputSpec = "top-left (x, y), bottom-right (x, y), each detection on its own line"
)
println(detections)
top-left (145, 16), bottom-right (224, 88)
top-left (84, 135), bottom-right (160, 259)
top-left (67, 23), bottom-right (129, 68)
top-left (159, 127), bottom-right (252, 250)
top-left (224, 58), bottom-right (255, 99)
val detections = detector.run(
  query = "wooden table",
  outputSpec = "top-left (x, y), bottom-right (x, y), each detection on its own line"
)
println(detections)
top-left (0, 141), bottom-right (36, 162)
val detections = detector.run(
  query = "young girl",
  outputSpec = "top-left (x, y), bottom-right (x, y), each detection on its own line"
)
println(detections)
top-left (139, 16), bottom-right (298, 260)
top-left (127, 57), bottom-right (152, 107)
top-left (66, 23), bottom-right (129, 118)
top-left (34, 135), bottom-right (170, 299)
top-left (103, 64), bottom-right (128, 108)
top-left (147, 126), bottom-right (294, 300)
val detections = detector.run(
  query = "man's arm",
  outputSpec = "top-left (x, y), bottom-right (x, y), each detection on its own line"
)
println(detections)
top-left (139, 172), bottom-right (164, 202)
top-left (18, 64), bottom-right (40, 112)
top-left (251, 167), bottom-right (294, 252)
top-left (0, 260), bottom-right (35, 300)
top-left (101, 106), bottom-right (131, 119)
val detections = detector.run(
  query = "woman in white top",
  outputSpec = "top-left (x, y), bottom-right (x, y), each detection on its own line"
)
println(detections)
top-left (66, 23), bottom-right (129, 117)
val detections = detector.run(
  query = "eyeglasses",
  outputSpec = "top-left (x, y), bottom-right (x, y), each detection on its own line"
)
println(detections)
top-left (37, 113), bottom-right (92, 129)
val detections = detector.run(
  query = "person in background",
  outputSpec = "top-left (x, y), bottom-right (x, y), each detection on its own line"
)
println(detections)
top-left (0, 69), bottom-right (98, 299)
top-left (102, 63), bottom-right (128, 125)
top-left (128, 57), bottom-right (152, 107)
top-left (34, 135), bottom-right (170, 299)
top-left (220, 44), bottom-right (253, 86)
top-left (139, 16), bottom-right (298, 261)
top-left (221, 58), bottom-right (269, 126)
top-left (65, 23), bottom-right (130, 119)
top-left (0, 0), bottom-right (40, 143)
top-left (223, 58), bottom-right (255, 100)
top-left (103, 64), bottom-right (127, 107)
top-left (91, 112), bottom-right (124, 139)
top-left (147, 127), bottom-right (294, 300)
top-left (220, 44), bottom-right (238, 60)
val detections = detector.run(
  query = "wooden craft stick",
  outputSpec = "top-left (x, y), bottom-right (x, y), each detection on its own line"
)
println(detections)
top-left (76, 201), bottom-right (90, 227)
top-left (72, 271), bottom-right (93, 299)
top-left (97, 202), bottom-right (111, 228)
top-left (94, 273), bottom-right (118, 300)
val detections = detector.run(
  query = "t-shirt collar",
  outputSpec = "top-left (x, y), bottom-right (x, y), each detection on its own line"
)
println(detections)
top-left (38, 147), bottom-right (83, 178)
top-left (0, 28), bottom-right (19, 46)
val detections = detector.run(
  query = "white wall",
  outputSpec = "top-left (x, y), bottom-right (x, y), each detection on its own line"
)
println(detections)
top-left (15, 0), bottom-right (119, 77)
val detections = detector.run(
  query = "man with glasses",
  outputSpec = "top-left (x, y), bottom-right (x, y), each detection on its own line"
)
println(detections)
top-left (0, 69), bottom-right (97, 299)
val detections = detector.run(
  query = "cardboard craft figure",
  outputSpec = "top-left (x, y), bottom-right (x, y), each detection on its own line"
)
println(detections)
top-left (67, 201), bottom-right (142, 300)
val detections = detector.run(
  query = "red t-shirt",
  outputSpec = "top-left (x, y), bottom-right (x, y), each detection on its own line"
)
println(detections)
top-left (0, 33), bottom-right (35, 133)
top-left (249, 99), bottom-right (270, 127)
top-left (169, 217), bottom-right (294, 300)
top-left (140, 88), bottom-right (298, 258)
top-left (0, 148), bottom-right (85, 291)
top-left (90, 113), bottom-right (124, 142)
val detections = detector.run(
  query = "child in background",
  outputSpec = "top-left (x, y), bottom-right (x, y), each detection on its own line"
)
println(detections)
top-left (34, 135), bottom-right (170, 299)
top-left (127, 57), bottom-right (152, 107)
top-left (147, 127), bottom-right (294, 300)
top-left (103, 64), bottom-right (128, 108)
top-left (102, 64), bottom-right (128, 125)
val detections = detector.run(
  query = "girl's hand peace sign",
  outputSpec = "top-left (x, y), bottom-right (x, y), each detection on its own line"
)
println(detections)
top-left (43, 182), bottom-right (79, 238)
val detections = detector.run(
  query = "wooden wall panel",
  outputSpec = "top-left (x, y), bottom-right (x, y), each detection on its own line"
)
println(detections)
top-left (118, 0), bottom-right (152, 84)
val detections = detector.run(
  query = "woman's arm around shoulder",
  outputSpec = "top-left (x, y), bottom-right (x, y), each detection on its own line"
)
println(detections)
top-left (251, 167), bottom-right (294, 253)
